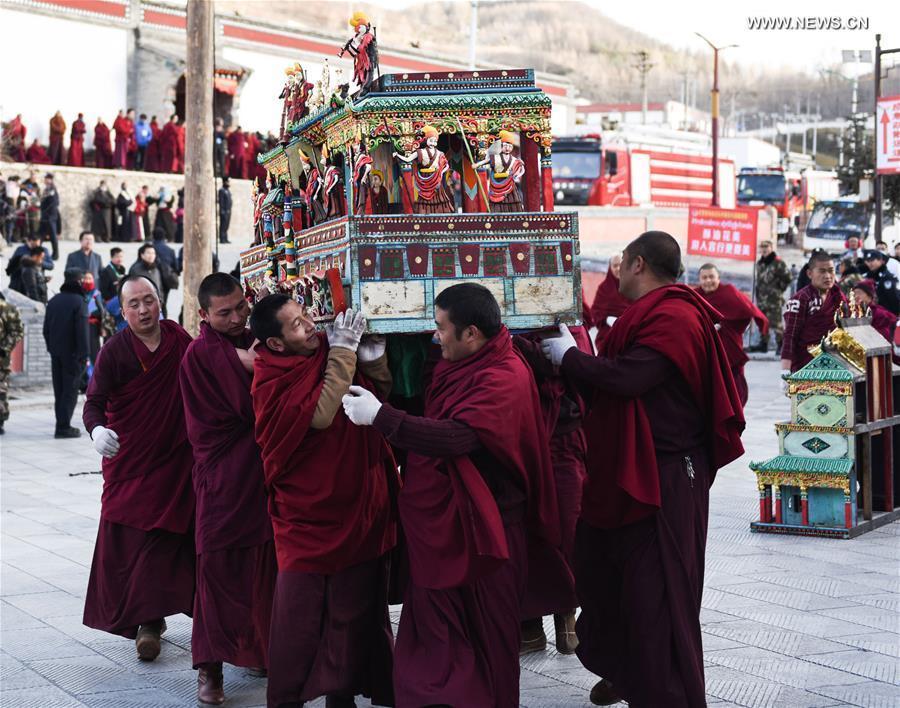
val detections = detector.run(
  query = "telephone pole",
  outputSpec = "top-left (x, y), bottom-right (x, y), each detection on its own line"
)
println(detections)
top-left (634, 51), bottom-right (654, 124)
top-left (183, 0), bottom-right (215, 336)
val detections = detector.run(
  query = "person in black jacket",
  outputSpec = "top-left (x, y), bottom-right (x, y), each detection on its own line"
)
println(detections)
top-left (39, 173), bottom-right (60, 260)
top-left (18, 247), bottom-right (48, 303)
top-left (99, 247), bottom-right (126, 302)
top-left (863, 249), bottom-right (900, 315)
top-left (217, 177), bottom-right (232, 243)
top-left (43, 268), bottom-right (89, 438)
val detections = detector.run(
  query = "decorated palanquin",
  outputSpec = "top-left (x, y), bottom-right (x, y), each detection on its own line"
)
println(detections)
top-left (750, 301), bottom-right (900, 538)
top-left (240, 67), bottom-right (580, 333)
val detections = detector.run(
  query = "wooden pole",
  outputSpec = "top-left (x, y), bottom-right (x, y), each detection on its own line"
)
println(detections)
top-left (182, 0), bottom-right (215, 336)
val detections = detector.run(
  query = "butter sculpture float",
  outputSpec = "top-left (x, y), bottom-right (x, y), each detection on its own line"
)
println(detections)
top-left (750, 294), bottom-right (900, 538)
top-left (240, 32), bottom-right (580, 334)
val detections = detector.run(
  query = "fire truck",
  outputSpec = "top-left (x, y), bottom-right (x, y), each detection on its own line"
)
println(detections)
top-left (551, 133), bottom-right (736, 208)
top-left (736, 166), bottom-right (803, 240)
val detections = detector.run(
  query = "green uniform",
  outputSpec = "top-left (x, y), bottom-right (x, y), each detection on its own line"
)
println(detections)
top-left (0, 295), bottom-right (25, 429)
top-left (756, 253), bottom-right (792, 350)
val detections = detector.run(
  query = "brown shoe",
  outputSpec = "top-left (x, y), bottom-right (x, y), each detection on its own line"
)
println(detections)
top-left (589, 678), bottom-right (622, 706)
top-left (135, 619), bottom-right (166, 661)
top-left (519, 617), bottom-right (547, 655)
top-left (553, 611), bottom-right (579, 655)
top-left (197, 662), bottom-right (225, 706)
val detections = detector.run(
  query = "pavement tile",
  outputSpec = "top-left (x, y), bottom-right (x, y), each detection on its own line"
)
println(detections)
top-left (0, 684), bottom-right (90, 707)
top-left (29, 654), bottom-right (156, 695)
top-left (1, 626), bottom-right (98, 661)
top-left (803, 649), bottom-right (899, 685)
top-left (810, 681), bottom-right (900, 708)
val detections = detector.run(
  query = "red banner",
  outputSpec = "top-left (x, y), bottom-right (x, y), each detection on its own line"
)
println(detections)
top-left (687, 206), bottom-right (758, 262)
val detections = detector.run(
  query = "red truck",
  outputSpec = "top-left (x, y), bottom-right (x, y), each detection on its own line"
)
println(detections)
top-left (551, 134), bottom-right (736, 208)
top-left (736, 166), bottom-right (804, 241)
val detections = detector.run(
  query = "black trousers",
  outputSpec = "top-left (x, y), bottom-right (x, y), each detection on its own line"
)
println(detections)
top-left (135, 146), bottom-right (147, 171)
top-left (219, 210), bottom-right (231, 243)
top-left (39, 219), bottom-right (59, 259)
top-left (51, 354), bottom-right (82, 431)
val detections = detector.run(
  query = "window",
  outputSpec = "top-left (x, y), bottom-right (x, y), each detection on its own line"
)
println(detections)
top-left (534, 247), bottom-right (558, 275)
top-left (483, 248), bottom-right (507, 276)
top-left (432, 249), bottom-right (456, 277)
top-left (380, 250), bottom-right (404, 279)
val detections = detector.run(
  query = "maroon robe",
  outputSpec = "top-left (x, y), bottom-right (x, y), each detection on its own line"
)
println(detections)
top-left (782, 283), bottom-right (847, 372)
top-left (561, 284), bottom-right (745, 707)
top-left (179, 323), bottom-right (275, 669)
top-left (94, 122), bottom-right (113, 168)
top-left (244, 131), bottom-right (260, 181)
top-left (4, 116), bottom-right (26, 162)
top-left (145, 119), bottom-right (161, 172)
top-left (368, 186), bottom-right (389, 214)
top-left (113, 115), bottom-right (133, 169)
top-left (159, 121), bottom-right (179, 174)
top-left (175, 125), bottom-right (185, 173)
top-left (590, 272), bottom-right (631, 349)
top-left (227, 129), bottom-right (246, 179)
top-left (48, 114), bottom-right (66, 165)
top-left (252, 337), bottom-right (396, 706)
top-left (25, 141), bottom-right (51, 164)
top-left (82, 321), bottom-right (196, 638)
top-left (376, 328), bottom-right (562, 707)
top-left (68, 118), bottom-right (86, 167)
top-left (695, 283), bottom-right (768, 406)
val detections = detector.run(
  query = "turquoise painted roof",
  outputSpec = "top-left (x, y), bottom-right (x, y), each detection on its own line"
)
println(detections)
top-left (749, 455), bottom-right (852, 474)
top-left (787, 352), bottom-right (854, 382)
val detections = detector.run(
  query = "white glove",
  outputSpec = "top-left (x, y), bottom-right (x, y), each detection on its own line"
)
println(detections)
top-left (357, 334), bottom-right (386, 363)
top-left (540, 323), bottom-right (577, 367)
top-left (605, 316), bottom-right (617, 327)
top-left (780, 371), bottom-right (790, 396)
top-left (326, 308), bottom-right (366, 352)
top-left (91, 426), bottom-right (120, 458)
top-left (342, 385), bottom-right (382, 426)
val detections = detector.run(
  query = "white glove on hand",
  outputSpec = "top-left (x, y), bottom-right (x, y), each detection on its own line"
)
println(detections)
top-left (91, 426), bottom-right (120, 458)
top-left (540, 323), bottom-right (577, 367)
top-left (780, 371), bottom-right (790, 396)
top-left (357, 334), bottom-right (387, 363)
top-left (605, 316), bottom-right (617, 327)
top-left (326, 308), bottom-right (366, 352)
top-left (342, 385), bottom-right (382, 426)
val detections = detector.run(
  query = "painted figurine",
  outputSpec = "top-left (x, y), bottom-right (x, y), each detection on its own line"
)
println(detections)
top-left (473, 130), bottom-right (525, 212)
top-left (393, 125), bottom-right (453, 214)
top-left (352, 141), bottom-right (373, 215)
top-left (340, 12), bottom-right (378, 94)
top-left (299, 151), bottom-right (327, 227)
top-left (368, 170), bottom-right (390, 214)
top-left (321, 147), bottom-right (346, 219)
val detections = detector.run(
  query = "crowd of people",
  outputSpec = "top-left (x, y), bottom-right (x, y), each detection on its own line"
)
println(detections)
top-left (2, 111), bottom-right (276, 180)
top-left (1, 224), bottom-right (898, 707)
top-left (28, 229), bottom-right (746, 708)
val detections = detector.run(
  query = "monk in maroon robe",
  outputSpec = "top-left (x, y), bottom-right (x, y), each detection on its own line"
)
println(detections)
top-left (94, 119), bottom-right (113, 168)
top-left (4, 114), bottom-right (27, 162)
top-left (782, 252), bottom-right (846, 374)
top-left (25, 140), bottom-right (51, 164)
top-left (175, 122), bottom-right (186, 173)
top-left (113, 109), bottom-right (135, 169)
top-left (68, 113), bottom-right (86, 167)
top-left (145, 116), bottom-right (161, 172)
top-left (159, 115), bottom-right (180, 174)
top-left (250, 297), bottom-right (396, 708)
top-left (696, 263), bottom-right (768, 407)
top-left (48, 111), bottom-right (67, 165)
top-left (344, 283), bottom-right (563, 707)
top-left (244, 131), bottom-right (260, 182)
top-left (590, 254), bottom-right (631, 349)
top-left (82, 275), bottom-right (195, 662)
top-left (227, 127), bottom-right (246, 179)
top-left (179, 274), bottom-right (276, 705)
top-left (542, 231), bottom-right (745, 707)
top-left (852, 279), bottom-right (899, 362)
top-left (513, 326), bottom-right (593, 655)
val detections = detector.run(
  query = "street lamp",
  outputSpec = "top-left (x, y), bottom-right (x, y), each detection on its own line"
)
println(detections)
top-left (696, 33), bottom-right (737, 207)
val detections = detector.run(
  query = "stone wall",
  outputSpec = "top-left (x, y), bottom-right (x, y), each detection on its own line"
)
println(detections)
top-left (0, 160), bottom-right (253, 244)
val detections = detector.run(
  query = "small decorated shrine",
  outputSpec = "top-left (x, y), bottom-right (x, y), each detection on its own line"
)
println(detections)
top-left (239, 15), bottom-right (579, 333)
top-left (750, 300), bottom-right (900, 538)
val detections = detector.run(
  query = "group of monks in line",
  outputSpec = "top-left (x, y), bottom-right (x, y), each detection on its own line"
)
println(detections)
top-left (82, 230), bottom-right (750, 708)
top-left (2, 112), bottom-right (272, 179)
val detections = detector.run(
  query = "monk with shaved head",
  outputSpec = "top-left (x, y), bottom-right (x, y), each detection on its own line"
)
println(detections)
top-left (82, 275), bottom-right (195, 664)
top-left (542, 231), bottom-right (745, 706)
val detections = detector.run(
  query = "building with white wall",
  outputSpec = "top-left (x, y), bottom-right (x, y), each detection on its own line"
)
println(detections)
top-left (0, 0), bottom-right (576, 150)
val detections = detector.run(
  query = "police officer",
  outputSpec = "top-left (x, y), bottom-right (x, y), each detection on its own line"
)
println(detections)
top-left (863, 249), bottom-right (900, 316)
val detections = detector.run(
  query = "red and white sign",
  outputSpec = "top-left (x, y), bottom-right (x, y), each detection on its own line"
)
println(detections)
top-left (686, 206), bottom-right (758, 262)
top-left (876, 95), bottom-right (900, 176)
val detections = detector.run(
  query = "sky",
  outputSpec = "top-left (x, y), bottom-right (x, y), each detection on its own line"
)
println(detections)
top-left (361, 0), bottom-right (899, 74)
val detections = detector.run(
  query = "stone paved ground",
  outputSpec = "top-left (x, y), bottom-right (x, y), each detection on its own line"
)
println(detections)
top-left (1, 360), bottom-right (898, 707)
